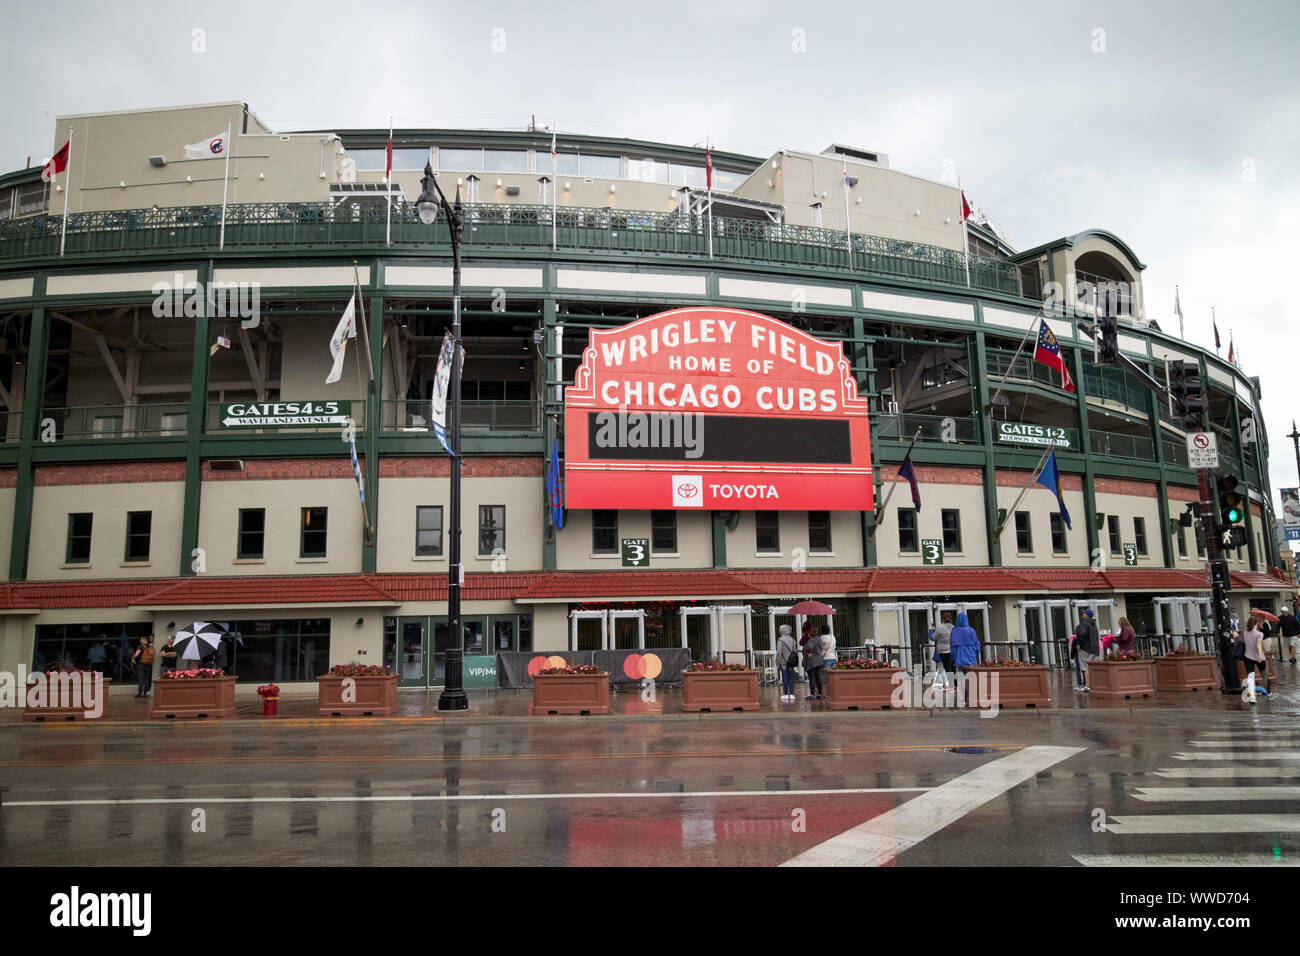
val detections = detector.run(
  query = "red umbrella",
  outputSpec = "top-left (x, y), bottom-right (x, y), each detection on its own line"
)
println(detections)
top-left (1251, 610), bottom-right (1280, 623)
top-left (788, 600), bottom-right (835, 616)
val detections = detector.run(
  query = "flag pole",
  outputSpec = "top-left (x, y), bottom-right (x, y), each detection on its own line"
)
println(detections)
top-left (59, 127), bottom-right (73, 257)
top-left (842, 156), bottom-right (852, 258)
top-left (550, 122), bottom-right (558, 252)
top-left (959, 177), bottom-right (971, 288)
top-left (353, 263), bottom-right (374, 381)
top-left (218, 119), bottom-right (231, 251)
top-left (986, 308), bottom-right (1044, 410)
top-left (996, 447), bottom-right (1052, 536)
top-left (706, 136), bottom-right (713, 260)
top-left (385, 116), bottom-right (393, 247)
top-left (869, 426), bottom-right (923, 539)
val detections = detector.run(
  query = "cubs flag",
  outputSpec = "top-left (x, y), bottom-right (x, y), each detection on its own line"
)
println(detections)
top-left (897, 452), bottom-right (921, 511)
top-left (546, 442), bottom-right (565, 529)
top-left (1034, 450), bottom-right (1071, 529)
top-left (42, 141), bottom-right (70, 182)
top-left (184, 132), bottom-right (228, 159)
top-left (430, 331), bottom-right (463, 457)
top-left (325, 294), bottom-right (357, 385)
top-left (1034, 318), bottom-right (1075, 393)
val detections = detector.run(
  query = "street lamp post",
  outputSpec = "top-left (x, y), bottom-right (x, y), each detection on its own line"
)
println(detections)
top-left (417, 163), bottom-right (469, 711)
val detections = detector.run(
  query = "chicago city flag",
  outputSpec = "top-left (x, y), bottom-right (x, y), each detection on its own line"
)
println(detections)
top-left (1034, 318), bottom-right (1075, 393)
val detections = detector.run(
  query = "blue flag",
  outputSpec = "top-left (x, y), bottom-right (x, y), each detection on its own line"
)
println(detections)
top-left (546, 442), bottom-right (565, 529)
top-left (897, 453), bottom-right (921, 511)
top-left (1034, 450), bottom-right (1071, 529)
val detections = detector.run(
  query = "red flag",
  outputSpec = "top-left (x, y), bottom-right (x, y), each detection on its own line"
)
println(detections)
top-left (1034, 319), bottom-right (1075, 393)
top-left (42, 141), bottom-right (70, 183)
top-left (385, 129), bottom-right (393, 181)
top-left (960, 190), bottom-right (972, 221)
top-left (705, 144), bottom-right (713, 190)
top-left (1228, 337), bottom-right (1234, 364)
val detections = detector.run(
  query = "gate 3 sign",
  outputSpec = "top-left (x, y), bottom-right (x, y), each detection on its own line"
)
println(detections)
top-left (563, 308), bottom-right (874, 510)
top-left (220, 400), bottom-right (352, 428)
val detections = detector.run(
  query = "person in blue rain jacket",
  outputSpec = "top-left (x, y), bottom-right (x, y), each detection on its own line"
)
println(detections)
top-left (950, 611), bottom-right (980, 670)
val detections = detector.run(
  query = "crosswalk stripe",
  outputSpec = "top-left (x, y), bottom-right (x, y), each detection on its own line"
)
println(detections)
top-left (781, 745), bottom-right (1083, 867)
top-left (1132, 786), bottom-right (1300, 802)
top-left (1074, 853), bottom-right (1298, 867)
top-left (1157, 766), bottom-right (1300, 778)
top-left (1106, 814), bottom-right (1300, 834)
top-left (1189, 741), bottom-right (1298, 748)
top-left (1173, 752), bottom-right (1300, 760)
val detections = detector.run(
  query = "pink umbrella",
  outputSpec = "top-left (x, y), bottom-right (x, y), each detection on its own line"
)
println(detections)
top-left (788, 600), bottom-right (835, 616)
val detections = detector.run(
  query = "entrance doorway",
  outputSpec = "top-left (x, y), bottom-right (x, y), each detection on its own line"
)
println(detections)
top-left (385, 614), bottom-right (531, 687)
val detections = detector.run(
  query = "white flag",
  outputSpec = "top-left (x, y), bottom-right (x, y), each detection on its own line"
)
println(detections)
top-left (430, 331), bottom-right (462, 456)
top-left (325, 295), bottom-right (357, 385)
top-left (184, 132), bottom-right (229, 160)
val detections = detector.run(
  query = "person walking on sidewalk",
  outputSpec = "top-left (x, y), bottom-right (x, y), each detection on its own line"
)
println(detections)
top-left (776, 624), bottom-right (800, 703)
top-left (1073, 609), bottom-right (1100, 691)
top-left (803, 627), bottom-right (826, 700)
top-left (1241, 613), bottom-right (1271, 703)
top-left (131, 636), bottom-right (155, 698)
top-left (1114, 617), bottom-right (1137, 655)
top-left (932, 611), bottom-right (955, 687)
top-left (1280, 607), bottom-right (1300, 665)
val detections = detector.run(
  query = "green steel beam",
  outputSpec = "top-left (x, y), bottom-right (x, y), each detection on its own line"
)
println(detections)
top-left (542, 297), bottom-right (557, 572)
top-left (8, 297), bottom-right (48, 581)
top-left (971, 328), bottom-right (1002, 566)
top-left (363, 289), bottom-right (382, 573)
top-left (179, 260), bottom-right (213, 577)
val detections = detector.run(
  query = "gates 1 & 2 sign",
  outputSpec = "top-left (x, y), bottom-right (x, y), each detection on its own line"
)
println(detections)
top-left (564, 307), bottom-right (873, 510)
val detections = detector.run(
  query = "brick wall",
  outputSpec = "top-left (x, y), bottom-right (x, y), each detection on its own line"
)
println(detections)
top-left (35, 461), bottom-right (186, 485)
top-left (1093, 476), bottom-right (1158, 498)
top-left (994, 469), bottom-right (1085, 492)
top-left (379, 457), bottom-right (544, 478)
top-left (876, 464), bottom-right (983, 485)
top-left (0, 469), bottom-right (17, 489)
top-left (1168, 484), bottom-right (1201, 502)
top-left (203, 459), bottom-right (353, 481)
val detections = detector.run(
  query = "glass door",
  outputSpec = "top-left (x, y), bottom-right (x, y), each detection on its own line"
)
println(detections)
top-left (397, 617), bottom-right (429, 687)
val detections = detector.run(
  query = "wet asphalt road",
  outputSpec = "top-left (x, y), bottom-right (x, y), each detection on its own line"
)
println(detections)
top-left (1, 707), bottom-right (1296, 867)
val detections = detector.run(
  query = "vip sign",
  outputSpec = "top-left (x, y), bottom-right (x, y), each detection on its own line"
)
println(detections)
top-left (564, 308), bottom-right (873, 510)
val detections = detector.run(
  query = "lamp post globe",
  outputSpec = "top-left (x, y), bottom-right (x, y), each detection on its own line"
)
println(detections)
top-left (416, 164), bottom-right (440, 226)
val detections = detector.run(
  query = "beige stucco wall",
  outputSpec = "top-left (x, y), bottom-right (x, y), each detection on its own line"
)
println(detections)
top-left (28, 482), bottom-right (185, 579)
top-left (724, 510), bottom-right (863, 569)
top-left (996, 488), bottom-right (1089, 567)
top-left (1095, 492), bottom-right (1164, 569)
top-left (556, 509), bottom-right (712, 569)
top-left (197, 478), bottom-right (364, 574)
top-left (376, 476), bottom-right (542, 572)
top-left (280, 315), bottom-right (368, 404)
top-left (530, 602), bottom-right (569, 652)
top-left (873, 484), bottom-right (988, 567)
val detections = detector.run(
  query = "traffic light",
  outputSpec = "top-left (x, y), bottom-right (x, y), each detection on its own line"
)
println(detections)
top-left (1218, 473), bottom-right (1244, 525)
top-left (1095, 314), bottom-right (1119, 365)
top-left (1167, 360), bottom-right (1206, 430)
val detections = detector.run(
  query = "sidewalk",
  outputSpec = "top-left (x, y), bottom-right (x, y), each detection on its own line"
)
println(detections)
top-left (4, 664), bottom-right (1296, 725)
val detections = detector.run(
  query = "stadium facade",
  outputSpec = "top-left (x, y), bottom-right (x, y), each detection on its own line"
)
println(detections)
top-left (0, 100), bottom-right (1287, 688)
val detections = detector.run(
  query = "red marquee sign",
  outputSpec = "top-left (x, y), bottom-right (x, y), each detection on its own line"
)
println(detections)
top-left (564, 307), bottom-right (873, 511)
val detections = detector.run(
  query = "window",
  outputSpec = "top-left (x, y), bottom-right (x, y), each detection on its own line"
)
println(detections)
top-left (1050, 513), bottom-right (1067, 553)
top-left (16, 184), bottom-right (45, 216)
top-left (125, 511), bottom-right (151, 562)
top-left (810, 203), bottom-right (823, 228)
top-left (479, 506), bottom-right (505, 555)
top-left (808, 511), bottom-right (832, 553)
top-left (93, 416), bottom-right (123, 438)
top-left (160, 412), bottom-right (187, 436)
top-left (300, 508), bottom-right (328, 558)
top-left (66, 513), bottom-right (92, 564)
top-left (941, 509), bottom-right (962, 552)
top-left (1134, 517), bottom-right (1147, 555)
top-left (349, 148), bottom-right (428, 171)
top-left (578, 154), bottom-right (620, 178)
top-left (238, 509), bottom-right (265, 559)
top-left (1177, 525), bottom-right (1188, 558)
top-left (439, 148), bottom-right (484, 170)
top-left (1015, 512), bottom-right (1033, 554)
top-left (416, 506), bottom-right (443, 556)
top-left (592, 510), bottom-right (618, 554)
top-left (756, 512), bottom-right (780, 553)
top-left (483, 149), bottom-right (528, 172)
top-left (535, 151), bottom-right (579, 176)
top-left (651, 511), bottom-right (677, 553)
top-left (1107, 515), bottom-right (1121, 555)
top-left (897, 508), bottom-right (918, 553)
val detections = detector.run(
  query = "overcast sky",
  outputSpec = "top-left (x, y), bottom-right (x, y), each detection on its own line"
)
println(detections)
top-left (3, 0), bottom-right (1298, 525)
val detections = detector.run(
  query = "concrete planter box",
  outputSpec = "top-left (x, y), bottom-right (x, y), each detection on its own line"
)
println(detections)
top-left (967, 665), bottom-right (1050, 708)
top-left (152, 676), bottom-right (237, 719)
top-left (1086, 659), bottom-right (1156, 699)
top-left (825, 667), bottom-right (905, 710)
top-left (23, 676), bottom-right (110, 721)
top-left (317, 674), bottom-right (398, 716)
top-left (530, 672), bottom-right (611, 715)
top-left (1154, 654), bottom-right (1218, 692)
top-left (680, 669), bottom-right (760, 712)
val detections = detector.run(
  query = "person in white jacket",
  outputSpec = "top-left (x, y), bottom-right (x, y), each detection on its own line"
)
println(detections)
top-left (820, 624), bottom-right (837, 669)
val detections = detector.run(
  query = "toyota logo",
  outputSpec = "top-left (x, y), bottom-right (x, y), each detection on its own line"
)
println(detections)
top-left (676, 483), bottom-right (699, 498)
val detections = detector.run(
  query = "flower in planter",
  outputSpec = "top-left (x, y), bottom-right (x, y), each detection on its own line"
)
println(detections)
top-left (537, 665), bottom-right (604, 675)
top-left (1104, 650), bottom-right (1144, 662)
top-left (1166, 646), bottom-right (1206, 657)
top-left (685, 659), bottom-right (751, 672)
top-left (977, 657), bottom-right (1036, 668)
top-left (835, 658), bottom-right (895, 669)
top-left (158, 668), bottom-right (227, 680)
top-left (326, 663), bottom-right (393, 678)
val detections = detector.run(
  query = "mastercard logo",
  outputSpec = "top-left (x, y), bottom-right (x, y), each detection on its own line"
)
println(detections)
top-left (622, 652), bottom-right (662, 679)
top-left (527, 654), bottom-right (570, 676)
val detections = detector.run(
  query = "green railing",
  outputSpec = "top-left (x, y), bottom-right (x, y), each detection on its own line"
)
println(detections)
top-left (382, 399), bottom-right (540, 433)
top-left (1162, 437), bottom-right (1190, 467)
top-left (0, 200), bottom-right (1024, 295)
top-left (1089, 429), bottom-right (1152, 460)
top-left (986, 348), bottom-right (1073, 390)
top-left (1081, 366), bottom-right (1150, 411)
top-left (43, 403), bottom-right (191, 440)
top-left (873, 411), bottom-right (980, 444)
